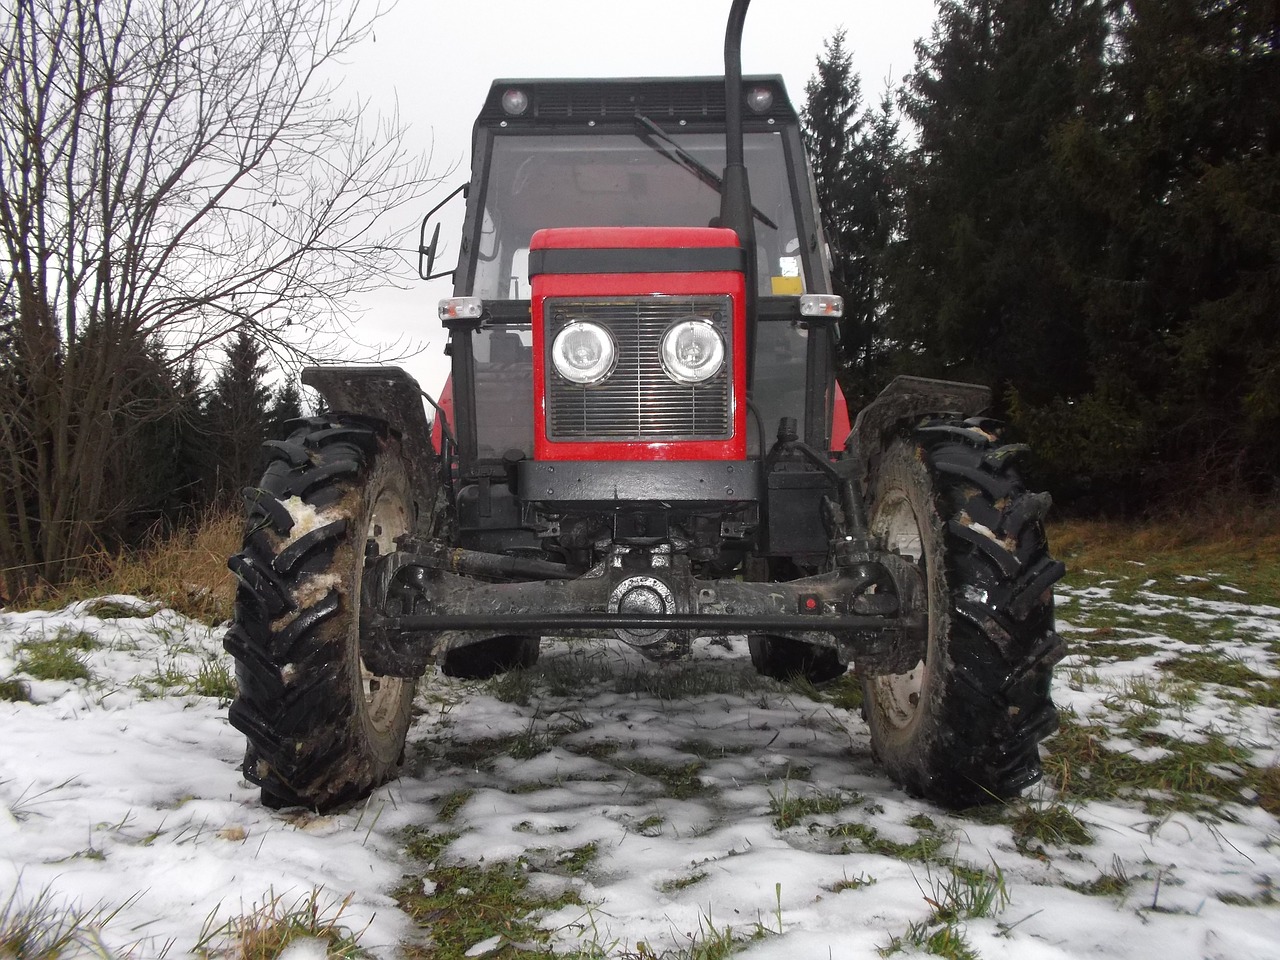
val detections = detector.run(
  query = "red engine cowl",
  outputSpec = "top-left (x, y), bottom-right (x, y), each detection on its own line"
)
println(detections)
top-left (530, 226), bottom-right (748, 462)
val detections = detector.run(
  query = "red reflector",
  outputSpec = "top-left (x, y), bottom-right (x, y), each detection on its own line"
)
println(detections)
top-left (799, 594), bottom-right (821, 614)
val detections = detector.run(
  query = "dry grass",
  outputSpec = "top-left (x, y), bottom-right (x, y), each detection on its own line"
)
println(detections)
top-left (1048, 502), bottom-right (1280, 600)
top-left (1049, 502), bottom-right (1280, 568)
top-left (0, 886), bottom-right (128, 959)
top-left (10, 507), bottom-right (241, 624)
top-left (195, 888), bottom-right (367, 960)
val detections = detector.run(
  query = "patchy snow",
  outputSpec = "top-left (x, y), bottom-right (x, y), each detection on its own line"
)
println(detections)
top-left (2, 575), bottom-right (1279, 958)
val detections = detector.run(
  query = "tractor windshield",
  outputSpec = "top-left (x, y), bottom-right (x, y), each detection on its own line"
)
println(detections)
top-left (470, 130), bottom-right (806, 299)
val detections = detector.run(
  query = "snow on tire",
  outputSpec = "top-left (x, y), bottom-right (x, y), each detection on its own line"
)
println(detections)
top-left (862, 418), bottom-right (1066, 808)
top-left (225, 416), bottom-right (418, 811)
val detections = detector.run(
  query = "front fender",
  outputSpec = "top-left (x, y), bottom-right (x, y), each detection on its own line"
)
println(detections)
top-left (845, 375), bottom-right (992, 486)
top-left (302, 365), bottom-right (439, 534)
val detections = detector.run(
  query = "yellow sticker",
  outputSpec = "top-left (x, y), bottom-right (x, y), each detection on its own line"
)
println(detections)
top-left (770, 275), bottom-right (804, 295)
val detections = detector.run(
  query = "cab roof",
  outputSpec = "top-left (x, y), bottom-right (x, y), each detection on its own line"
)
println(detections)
top-left (476, 75), bottom-right (798, 128)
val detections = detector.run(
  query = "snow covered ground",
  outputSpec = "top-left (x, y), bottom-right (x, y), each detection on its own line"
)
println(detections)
top-left (2, 568), bottom-right (1278, 959)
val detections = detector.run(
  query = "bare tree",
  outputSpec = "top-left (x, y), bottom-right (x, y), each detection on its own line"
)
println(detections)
top-left (0, 0), bottom-right (438, 596)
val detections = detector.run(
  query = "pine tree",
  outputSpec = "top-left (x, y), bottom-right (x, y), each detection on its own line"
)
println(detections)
top-left (801, 32), bottom-right (905, 403)
top-left (891, 0), bottom-right (1107, 406)
top-left (269, 381), bottom-right (304, 439)
top-left (101, 341), bottom-right (193, 540)
top-left (842, 86), bottom-right (904, 405)
top-left (1087, 0), bottom-right (1280, 494)
top-left (204, 329), bottom-right (275, 503)
top-left (802, 31), bottom-right (864, 309)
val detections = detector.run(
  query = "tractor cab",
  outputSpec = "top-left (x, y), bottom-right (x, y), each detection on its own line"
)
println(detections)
top-left (423, 76), bottom-right (847, 569)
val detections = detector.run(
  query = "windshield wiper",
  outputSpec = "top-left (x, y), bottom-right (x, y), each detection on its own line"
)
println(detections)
top-left (632, 112), bottom-right (778, 230)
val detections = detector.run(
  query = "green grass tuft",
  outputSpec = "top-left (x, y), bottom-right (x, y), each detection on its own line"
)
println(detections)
top-left (16, 631), bottom-right (93, 682)
top-left (676, 739), bottom-right (754, 760)
top-left (557, 842), bottom-right (598, 875)
top-left (396, 856), bottom-right (581, 960)
top-left (1011, 802), bottom-right (1093, 854)
top-left (402, 827), bottom-right (458, 863)
top-left (624, 759), bottom-right (708, 800)
top-left (828, 871), bottom-right (876, 893)
top-left (436, 790), bottom-right (472, 823)
top-left (485, 667), bottom-right (536, 706)
top-left (816, 672), bottom-right (864, 711)
top-left (827, 820), bottom-right (946, 862)
top-left (508, 723), bottom-right (553, 761)
top-left (0, 677), bottom-right (31, 702)
top-left (1043, 718), bottom-right (1255, 814)
top-left (660, 870), bottom-right (709, 893)
top-left (769, 783), bottom-right (851, 830)
top-left (1066, 856), bottom-right (1133, 898)
top-left (879, 862), bottom-right (1008, 960)
top-left (190, 658), bottom-right (237, 702)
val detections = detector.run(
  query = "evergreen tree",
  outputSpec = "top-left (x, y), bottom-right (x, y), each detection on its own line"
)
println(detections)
top-left (164, 361), bottom-right (212, 519)
top-left (891, 0), bottom-right (1107, 407)
top-left (269, 381), bottom-right (304, 439)
top-left (802, 31), bottom-right (864, 310)
top-left (1085, 0), bottom-right (1280, 494)
top-left (841, 86), bottom-right (904, 405)
top-left (801, 33), bottom-right (905, 404)
top-left (102, 341), bottom-right (194, 540)
top-left (204, 330), bottom-right (274, 503)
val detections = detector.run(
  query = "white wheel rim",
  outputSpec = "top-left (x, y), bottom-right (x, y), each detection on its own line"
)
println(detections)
top-left (870, 490), bottom-right (928, 730)
top-left (359, 485), bottom-right (409, 733)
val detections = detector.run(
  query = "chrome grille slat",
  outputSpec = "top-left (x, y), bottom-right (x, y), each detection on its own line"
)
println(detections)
top-left (545, 296), bottom-right (732, 441)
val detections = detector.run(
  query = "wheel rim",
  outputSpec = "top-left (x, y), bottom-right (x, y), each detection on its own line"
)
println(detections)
top-left (870, 489), bottom-right (928, 731)
top-left (358, 485), bottom-right (410, 734)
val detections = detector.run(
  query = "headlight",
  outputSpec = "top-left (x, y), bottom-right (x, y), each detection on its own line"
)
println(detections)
top-left (660, 319), bottom-right (725, 384)
top-left (551, 321), bottom-right (616, 385)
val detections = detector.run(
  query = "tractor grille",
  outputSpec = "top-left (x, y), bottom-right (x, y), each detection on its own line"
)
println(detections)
top-left (545, 296), bottom-right (733, 442)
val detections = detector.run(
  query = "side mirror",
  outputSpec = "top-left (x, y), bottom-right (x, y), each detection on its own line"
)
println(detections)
top-left (418, 183), bottom-right (468, 281)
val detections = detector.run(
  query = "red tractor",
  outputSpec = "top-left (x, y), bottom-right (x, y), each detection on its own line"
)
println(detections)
top-left (224, 0), bottom-right (1065, 811)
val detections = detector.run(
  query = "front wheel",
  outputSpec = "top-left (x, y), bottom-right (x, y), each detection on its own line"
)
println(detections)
top-left (862, 420), bottom-right (1065, 807)
top-left (225, 417), bottom-right (421, 810)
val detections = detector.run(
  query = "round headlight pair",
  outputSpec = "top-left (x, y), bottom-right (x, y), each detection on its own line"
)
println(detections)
top-left (550, 318), bottom-right (725, 386)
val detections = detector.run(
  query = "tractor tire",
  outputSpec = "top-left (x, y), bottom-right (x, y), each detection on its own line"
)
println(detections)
top-left (747, 635), bottom-right (845, 684)
top-left (438, 635), bottom-right (540, 680)
top-left (861, 419), bottom-right (1065, 808)
top-left (224, 416), bottom-right (421, 811)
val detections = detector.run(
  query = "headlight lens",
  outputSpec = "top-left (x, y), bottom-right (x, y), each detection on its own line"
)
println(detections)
top-left (551, 321), bottom-right (616, 385)
top-left (660, 319), bottom-right (725, 384)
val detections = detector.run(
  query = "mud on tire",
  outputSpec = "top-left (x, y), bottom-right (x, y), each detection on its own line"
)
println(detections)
top-left (224, 416), bottom-right (421, 810)
top-left (862, 418), bottom-right (1065, 808)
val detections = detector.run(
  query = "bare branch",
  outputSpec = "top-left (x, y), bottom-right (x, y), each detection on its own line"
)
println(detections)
top-left (0, 0), bottom-right (440, 591)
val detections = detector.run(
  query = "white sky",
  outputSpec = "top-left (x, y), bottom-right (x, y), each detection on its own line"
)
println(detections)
top-left (336, 0), bottom-right (939, 396)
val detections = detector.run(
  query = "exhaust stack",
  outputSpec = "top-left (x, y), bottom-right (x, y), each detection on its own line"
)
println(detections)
top-left (720, 0), bottom-right (757, 378)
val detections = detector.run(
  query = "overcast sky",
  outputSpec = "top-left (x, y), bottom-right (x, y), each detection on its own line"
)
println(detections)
top-left (335, 0), bottom-right (938, 395)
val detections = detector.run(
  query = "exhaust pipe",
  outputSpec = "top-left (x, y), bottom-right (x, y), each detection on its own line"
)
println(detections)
top-left (719, 0), bottom-right (758, 384)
